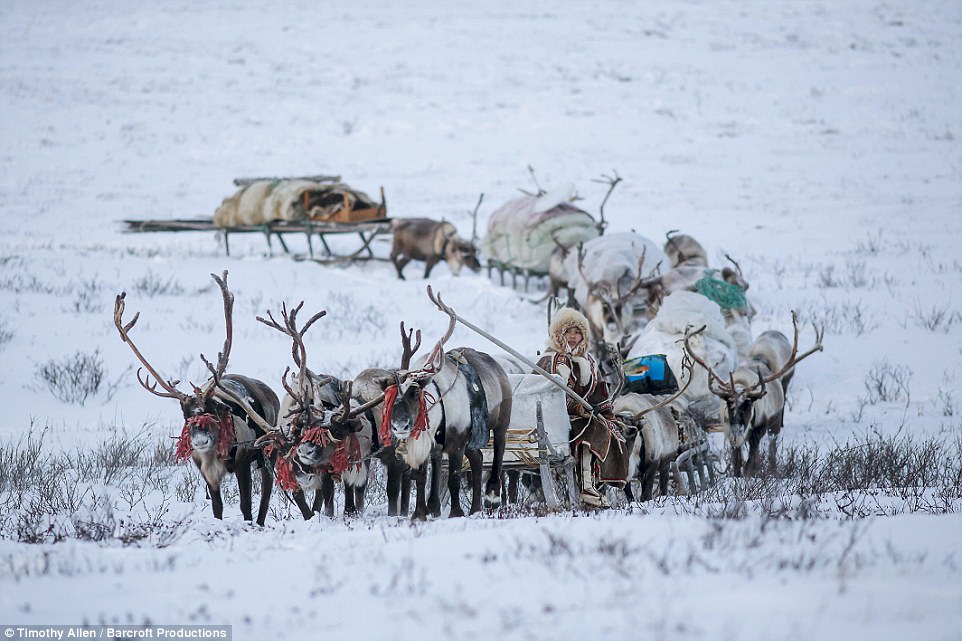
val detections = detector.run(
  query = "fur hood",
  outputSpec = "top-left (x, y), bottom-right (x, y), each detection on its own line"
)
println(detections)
top-left (547, 307), bottom-right (591, 356)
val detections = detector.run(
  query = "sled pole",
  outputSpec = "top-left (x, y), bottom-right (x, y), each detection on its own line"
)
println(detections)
top-left (426, 286), bottom-right (593, 413)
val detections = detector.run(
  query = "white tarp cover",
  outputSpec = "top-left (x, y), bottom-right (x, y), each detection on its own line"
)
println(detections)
top-left (629, 290), bottom-right (740, 402)
top-left (481, 192), bottom-right (600, 271)
top-left (503, 373), bottom-right (572, 459)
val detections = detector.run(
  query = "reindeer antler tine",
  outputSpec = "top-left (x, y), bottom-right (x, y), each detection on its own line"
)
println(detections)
top-left (334, 380), bottom-right (354, 424)
top-left (399, 321), bottom-right (422, 369)
top-left (300, 309), bottom-right (327, 337)
top-left (757, 311), bottom-right (826, 386)
top-left (113, 289), bottom-right (186, 400)
top-left (682, 323), bottom-right (731, 393)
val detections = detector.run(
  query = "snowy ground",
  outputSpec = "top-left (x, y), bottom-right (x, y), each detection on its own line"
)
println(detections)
top-left (1, 1), bottom-right (961, 640)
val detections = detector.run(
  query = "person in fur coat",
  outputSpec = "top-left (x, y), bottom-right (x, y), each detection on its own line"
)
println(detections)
top-left (536, 307), bottom-right (629, 508)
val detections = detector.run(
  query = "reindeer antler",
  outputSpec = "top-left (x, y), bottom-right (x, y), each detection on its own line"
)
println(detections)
top-left (682, 324), bottom-right (734, 397)
top-left (748, 311), bottom-right (825, 390)
top-left (113, 292), bottom-right (187, 400)
top-left (591, 170), bottom-right (621, 233)
top-left (399, 321), bottom-right (422, 369)
top-left (257, 301), bottom-right (328, 425)
top-left (420, 285), bottom-right (459, 376)
top-left (198, 271), bottom-right (237, 397)
top-left (332, 381), bottom-right (355, 425)
top-left (616, 247), bottom-right (664, 302)
top-left (213, 382), bottom-right (277, 432)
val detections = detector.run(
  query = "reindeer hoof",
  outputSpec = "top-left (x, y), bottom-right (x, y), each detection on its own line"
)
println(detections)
top-left (484, 492), bottom-right (502, 510)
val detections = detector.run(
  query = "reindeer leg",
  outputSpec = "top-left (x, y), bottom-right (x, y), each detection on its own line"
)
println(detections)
top-left (467, 448), bottom-right (485, 514)
top-left (400, 467), bottom-right (412, 517)
top-left (355, 480), bottom-right (366, 514)
top-left (731, 444), bottom-right (744, 478)
top-left (484, 424), bottom-right (506, 510)
top-left (411, 463), bottom-right (428, 521)
top-left (311, 489), bottom-right (325, 515)
top-left (623, 480), bottom-right (636, 503)
top-left (343, 481), bottom-right (356, 517)
top-left (746, 428), bottom-right (765, 477)
top-left (292, 489), bottom-right (315, 520)
top-left (393, 255), bottom-right (411, 280)
top-left (658, 460), bottom-right (671, 496)
top-left (423, 257), bottom-right (438, 279)
top-left (448, 451), bottom-right (466, 518)
top-left (427, 448), bottom-right (443, 518)
top-left (321, 472), bottom-right (335, 518)
top-left (256, 464), bottom-right (272, 526)
top-left (235, 456), bottom-right (254, 522)
top-left (641, 464), bottom-right (656, 502)
top-left (385, 456), bottom-right (401, 517)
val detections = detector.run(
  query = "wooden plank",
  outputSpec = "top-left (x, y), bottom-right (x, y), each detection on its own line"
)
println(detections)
top-left (122, 218), bottom-right (392, 235)
top-left (232, 174), bottom-right (341, 187)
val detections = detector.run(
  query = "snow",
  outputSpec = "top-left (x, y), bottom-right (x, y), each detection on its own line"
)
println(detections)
top-left (1, 1), bottom-right (961, 639)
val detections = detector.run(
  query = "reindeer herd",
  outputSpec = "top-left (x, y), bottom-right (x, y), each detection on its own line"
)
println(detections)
top-left (113, 213), bottom-right (823, 523)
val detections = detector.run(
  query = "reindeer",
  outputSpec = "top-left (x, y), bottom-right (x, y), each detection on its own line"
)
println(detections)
top-left (544, 172), bottom-right (621, 303)
top-left (254, 302), bottom-right (374, 518)
top-left (684, 313), bottom-right (824, 476)
top-left (390, 218), bottom-right (481, 280)
top-left (663, 231), bottom-right (709, 268)
top-left (568, 232), bottom-right (667, 352)
top-left (352, 287), bottom-right (512, 520)
top-left (350, 322), bottom-right (422, 517)
top-left (113, 271), bottom-right (279, 525)
top-left (607, 353), bottom-right (704, 502)
top-left (647, 232), bottom-right (755, 348)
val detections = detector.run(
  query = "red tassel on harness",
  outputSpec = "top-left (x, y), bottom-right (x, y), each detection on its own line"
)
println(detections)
top-left (379, 384), bottom-right (431, 445)
top-left (411, 391), bottom-right (430, 440)
top-left (379, 384), bottom-right (399, 446)
top-left (174, 413), bottom-right (235, 462)
top-left (332, 433), bottom-right (363, 475)
top-left (301, 426), bottom-right (334, 447)
top-left (273, 453), bottom-right (299, 491)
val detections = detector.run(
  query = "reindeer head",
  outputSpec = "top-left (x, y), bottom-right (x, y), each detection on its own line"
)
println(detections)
top-left (683, 314), bottom-right (824, 445)
top-left (445, 238), bottom-right (482, 275)
top-left (254, 301), bottom-right (369, 484)
top-left (577, 244), bottom-right (661, 345)
top-left (114, 271), bottom-right (273, 460)
top-left (384, 288), bottom-right (456, 441)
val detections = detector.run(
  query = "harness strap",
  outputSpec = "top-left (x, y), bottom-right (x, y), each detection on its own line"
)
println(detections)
top-left (432, 378), bottom-right (446, 446)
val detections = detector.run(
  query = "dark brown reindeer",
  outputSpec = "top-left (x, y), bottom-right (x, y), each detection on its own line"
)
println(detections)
top-left (684, 313), bottom-right (824, 476)
top-left (113, 271), bottom-right (279, 525)
top-left (352, 287), bottom-right (512, 520)
top-left (254, 302), bottom-right (374, 518)
top-left (390, 218), bottom-right (481, 280)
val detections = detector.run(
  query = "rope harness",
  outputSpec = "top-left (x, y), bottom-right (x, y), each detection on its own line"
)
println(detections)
top-left (174, 413), bottom-right (235, 462)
